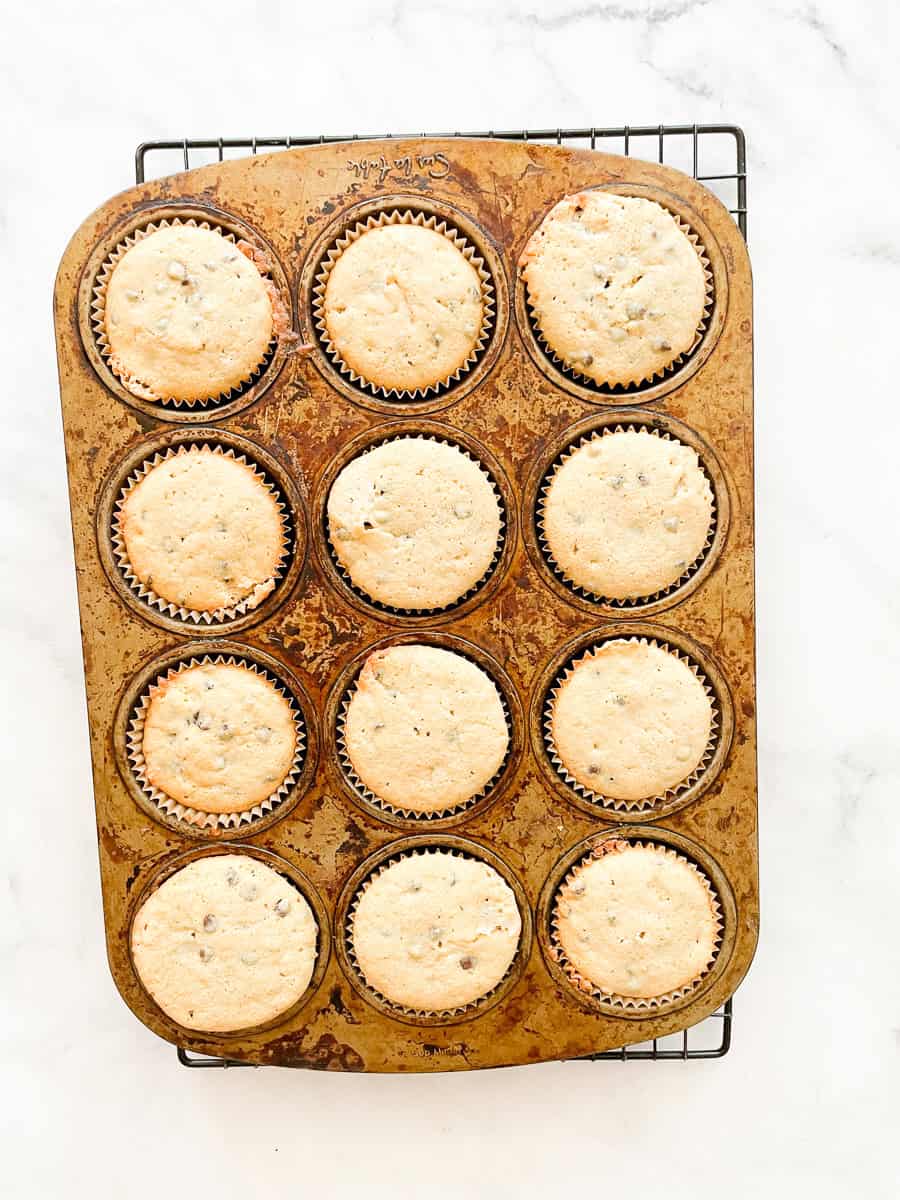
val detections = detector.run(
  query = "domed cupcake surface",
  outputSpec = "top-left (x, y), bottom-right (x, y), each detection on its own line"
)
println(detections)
top-left (131, 854), bottom-right (317, 1032)
top-left (520, 190), bottom-right (707, 387)
top-left (344, 644), bottom-right (508, 813)
top-left (103, 224), bottom-right (277, 403)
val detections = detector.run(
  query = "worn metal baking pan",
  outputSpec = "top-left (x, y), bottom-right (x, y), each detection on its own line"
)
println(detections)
top-left (54, 137), bottom-right (757, 1070)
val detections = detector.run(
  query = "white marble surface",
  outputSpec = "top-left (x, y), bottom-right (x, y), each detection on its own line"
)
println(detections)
top-left (2, 0), bottom-right (898, 1195)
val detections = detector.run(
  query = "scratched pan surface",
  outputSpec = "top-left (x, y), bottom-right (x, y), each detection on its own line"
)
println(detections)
top-left (53, 139), bottom-right (757, 1071)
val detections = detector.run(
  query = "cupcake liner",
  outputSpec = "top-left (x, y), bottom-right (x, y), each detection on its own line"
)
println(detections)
top-left (335, 657), bottom-right (512, 822)
top-left (523, 207), bottom-right (714, 394)
top-left (543, 636), bottom-right (720, 815)
top-left (326, 434), bottom-right (506, 617)
top-left (344, 847), bottom-right (523, 1020)
top-left (549, 837), bottom-right (723, 1012)
top-left (128, 845), bottom-right (330, 1038)
top-left (126, 653), bottom-right (306, 831)
top-left (536, 422), bottom-right (717, 609)
top-left (90, 216), bottom-right (288, 409)
top-left (111, 442), bottom-right (293, 626)
top-left (311, 209), bottom-right (495, 400)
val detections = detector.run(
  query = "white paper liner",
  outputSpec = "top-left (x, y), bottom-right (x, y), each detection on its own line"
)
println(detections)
top-left (335, 657), bottom-right (512, 821)
top-left (111, 443), bottom-right (292, 625)
top-left (126, 654), bottom-right (305, 830)
top-left (312, 209), bottom-right (495, 399)
top-left (543, 636), bottom-right (719, 814)
top-left (523, 206), bottom-right (714, 392)
top-left (536, 422), bottom-right (717, 608)
top-left (345, 847), bottom-right (522, 1019)
top-left (549, 837), bottom-right (723, 1011)
top-left (90, 216), bottom-right (284, 408)
top-left (327, 434), bottom-right (506, 616)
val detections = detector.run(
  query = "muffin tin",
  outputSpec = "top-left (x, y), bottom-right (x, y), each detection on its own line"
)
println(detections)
top-left (54, 138), bottom-right (757, 1070)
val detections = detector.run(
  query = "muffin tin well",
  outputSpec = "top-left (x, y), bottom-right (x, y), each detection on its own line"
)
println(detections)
top-left (531, 622), bottom-right (734, 822)
top-left (78, 203), bottom-right (294, 422)
top-left (536, 825), bottom-right (737, 1018)
top-left (96, 427), bottom-right (308, 635)
top-left (327, 631), bottom-right (524, 830)
top-left (334, 834), bottom-right (534, 1027)
top-left (55, 138), bottom-right (757, 1070)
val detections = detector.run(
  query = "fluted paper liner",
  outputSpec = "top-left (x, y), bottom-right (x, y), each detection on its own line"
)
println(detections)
top-left (345, 847), bottom-right (523, 1020)
top-left (326, 434), bottom-right (506, 616)
top-left (312, 209), bottom-right (495, 400)
top-left (90, 216), bottom-right (287, 408)
top-left (550, 837), bottom-right (723, 1012)
top-left (544, 636), bottom-right (720, 815)
top-left (126, 653), bottom-right (305, 831)
top-left (522, 206), bottom-right (714, 392)
top-left (336, 656), bottom-right (512, 821)
top-left (111, 443), bottom-right (292, 626)
top-left (537, 423), bottom-right (717, 608)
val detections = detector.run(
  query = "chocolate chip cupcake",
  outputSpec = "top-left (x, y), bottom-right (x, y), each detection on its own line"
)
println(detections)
top-left (520, 190), bottom-right (708, 387)
top-left (101, 224), bottom-right (279, 403)
top-left (548, 638), bottom-right (713, 803)
top-left (349, 850), bottom-right (521, 1012)
top-left (327, 437), bottom-right (502, 610)
top-left (116, 445), bottom-right (287, 617)
top-left (131, 854), bottom-right (318, 1031)
top-left (139, 661), bottom-right (297, 816)
top-left (319, 216), bottom-right (485, 393)
top-left (342, 644), bottom-right (509, 815)
top-left (553, 839), bottom-right (720, 1001)
top-left (541, 428), bottom-right (713, 600)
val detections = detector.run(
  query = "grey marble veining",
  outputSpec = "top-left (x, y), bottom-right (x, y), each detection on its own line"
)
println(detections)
top-left (1, 0), bottom-right (898, 1196)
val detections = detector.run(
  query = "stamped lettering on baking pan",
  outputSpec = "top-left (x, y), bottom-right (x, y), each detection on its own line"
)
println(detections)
top-left (347, 153), bottom-right (451, 182)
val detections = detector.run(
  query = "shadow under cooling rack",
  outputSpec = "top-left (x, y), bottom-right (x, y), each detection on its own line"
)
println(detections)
top-left (132, 124), bottom-right (745, 1069)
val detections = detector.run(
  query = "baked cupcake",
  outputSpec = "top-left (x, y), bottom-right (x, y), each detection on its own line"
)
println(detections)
top-left (553, 839), bottom-right (720, 1000)
top-left (321, 220), bottom-right (484, 392)
top-left (131, 854), bottom-right (318, 1031)
top-left (542, 428), bottom-right (713, 600)
top-left (102, 224), bottom-right (278, 403)
top-left (349, 850), bottom-right (521, 1011)
top-left (140, 661), bottom-right (297, 815)
top-left (549, 639), bottom-right (713, 803)
top-left (327, 437), bottom-right (502, 610)
top-left (520, 190), bottom-right (707, 387)
top-left (117, 446), bottom-right (286, 616)
top-left (343, 644), bottom-right (508, 814)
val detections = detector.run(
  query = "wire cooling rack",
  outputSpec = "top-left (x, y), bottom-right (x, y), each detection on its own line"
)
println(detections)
top-left (136, 125), bottom-right (747, 239)
top-left (134, 125), bottom-right (745, 1068)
